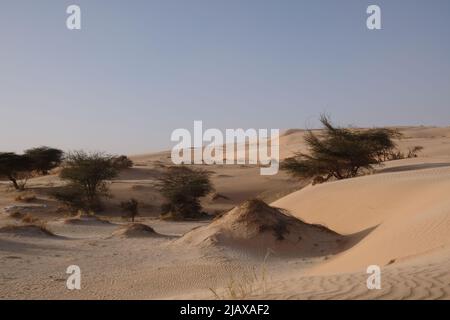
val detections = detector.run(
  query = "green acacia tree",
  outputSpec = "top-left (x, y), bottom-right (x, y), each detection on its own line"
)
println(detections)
top-left (58, 151), bottom-right (119, 211)
top-left (281, 115), bottom-right (400, 183)
top-left (0, 152), bottom-right (34, 190)
top-left (25, 146), bottom-right (64, 175)
top-left (156, 166), bottom-right (214, 220)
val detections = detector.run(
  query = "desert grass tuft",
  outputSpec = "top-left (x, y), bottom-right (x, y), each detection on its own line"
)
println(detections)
top-left (21, 214), bottom-right (41, 224)
top-left (209, 250), bottom-right (271, 299)
top-left (15, 193), bottom-right (37, 203)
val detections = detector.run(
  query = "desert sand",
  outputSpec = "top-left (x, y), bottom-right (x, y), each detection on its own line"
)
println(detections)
top-left (1, 126), bottom-right (449, 300)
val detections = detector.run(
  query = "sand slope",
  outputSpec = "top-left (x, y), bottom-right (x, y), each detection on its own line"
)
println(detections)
top-left (247, 246), bottom-right (450, 300)
top-left (273, 164), bottom-right (450, 275)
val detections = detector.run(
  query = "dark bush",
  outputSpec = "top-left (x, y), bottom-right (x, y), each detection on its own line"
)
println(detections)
top-left (120, 198), bottom-right (139, 222)
top-left (59, 151), bottom-right (119, 211)
top-left (52, 186), bottom-right (88, 211)
top-left (0, 153), bottom-right (34, 190)
top-left (407, 146), bottom-right (424, 158)
top-left (25, 146), bottom-right (64, 175)
top-left (156, 166), bottom-right (214, 220)
top-left (112, 155), bottom-right (133, 170)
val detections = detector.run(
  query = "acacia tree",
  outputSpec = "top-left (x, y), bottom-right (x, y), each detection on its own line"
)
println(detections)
top-left (156, 166), bottom-right (214, 220)
top-left (25, 146), bottom-right (64, 175)
top-left (58, 151), bottom-right (119, 211)
top-left (0, 153), bottom-right (34, 190)
top-left (281, 115), bottom-right (400, 183)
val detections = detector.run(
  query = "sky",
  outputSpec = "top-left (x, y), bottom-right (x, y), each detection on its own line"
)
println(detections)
top-left (1, 0), bottom-right (450, 154)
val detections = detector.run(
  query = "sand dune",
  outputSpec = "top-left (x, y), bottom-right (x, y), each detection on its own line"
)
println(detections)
top-left (273, 162), bottom-right (450, 277)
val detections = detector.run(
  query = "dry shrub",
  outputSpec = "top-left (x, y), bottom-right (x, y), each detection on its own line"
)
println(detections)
top-left (210, 252), bottom-right (271, 299)
top-left (21, 214), bottom-right (41, 224)
top-left (112, 155), bottom-right (133, 169)
top-left (15, 193), bottom-right (37, 203)
top-left (8, 211), bottom-right (25, 219)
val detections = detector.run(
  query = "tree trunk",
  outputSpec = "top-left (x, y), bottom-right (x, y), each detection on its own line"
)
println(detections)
top-left (8, 176), bottom-right (20, 190)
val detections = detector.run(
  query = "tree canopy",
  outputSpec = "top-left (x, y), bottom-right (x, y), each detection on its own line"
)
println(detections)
top-left (120, 198), bottom-right (139, 222)
top-left (25, 146), bottom-right (64, 175)
top-left (281, 115), bottom-right (401, 183)
top-left (59, 151), bottom-right (119, 211)
top-left (156, 166), bottom-right (213, 220)
top-left (0, 152), bottom-right (34, 190)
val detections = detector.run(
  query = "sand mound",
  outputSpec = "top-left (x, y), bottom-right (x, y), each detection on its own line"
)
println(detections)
top-left (111, 223), bottom-right (162, 238)
top-left (64, 215), bottom-right (112, 226)
top-left (0, 224), bottom-right (56, 238)
top-left (177, 199), bottom-right (343, 257)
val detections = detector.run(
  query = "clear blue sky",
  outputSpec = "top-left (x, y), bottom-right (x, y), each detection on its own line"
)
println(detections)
top-left (1, 0), bottom-right (449, 154)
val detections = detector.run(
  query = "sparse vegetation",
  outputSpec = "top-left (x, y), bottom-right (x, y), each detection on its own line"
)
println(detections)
top-left (156, 166), bottom-right (214, 220)
top-left (210, 252), bottom-right (270, 299)
top-left (259, 220), bottom-right (289, 241)
top-left (384, 145), bottom-right (424, 160)
top-left (0, 146), bottom-right (63, 190)
top-left (52, 187), bottom-right (86, 211)
top-left (385, 149), bottom-right (405, 160)
top-left (8, 211), bottom-right (25, 219)
top-left (120, 198), bottom-right (139, 222)
top-left (0, 152), bottom-right (34, 190)
top-left (281, 115), bottom-right (401, 183)
top-left (58, 151), bottom-right (119, 211)
top-left (21, 214), bottom-right (41, 224)
top-left (407, 146), bottom-right (424, 158)
top-left (112, 155), bottom-right (133, 170)
top-left (24, 146), bottom-right (64, 175)
top-left (15, 193), bottom-right (37, 203)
